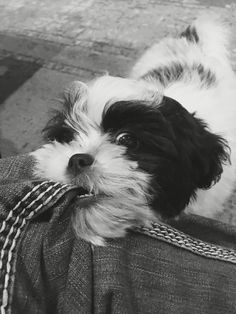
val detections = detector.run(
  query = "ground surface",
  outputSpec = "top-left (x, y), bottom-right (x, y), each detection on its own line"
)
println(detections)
top-left (0, 0), bottom-right (236, 223)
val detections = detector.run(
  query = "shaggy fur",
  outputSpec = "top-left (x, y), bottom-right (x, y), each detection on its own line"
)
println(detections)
top-left (31, 16), bottom-right (236, 245)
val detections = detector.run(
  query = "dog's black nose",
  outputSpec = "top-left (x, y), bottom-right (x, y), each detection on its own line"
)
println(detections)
top-left (68, 154), bottom-right (94, 172)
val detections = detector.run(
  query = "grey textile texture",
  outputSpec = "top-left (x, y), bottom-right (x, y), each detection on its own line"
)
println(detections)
top-left (0, 155), bottom-right (236, 314)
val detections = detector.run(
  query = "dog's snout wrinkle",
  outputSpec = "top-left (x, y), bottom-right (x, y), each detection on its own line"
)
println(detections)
top-left (68, 153), bottom-right (94, 173)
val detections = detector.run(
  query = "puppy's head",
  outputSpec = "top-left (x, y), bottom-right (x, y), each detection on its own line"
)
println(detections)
top-left (32, 76), bottom-right (229, 244)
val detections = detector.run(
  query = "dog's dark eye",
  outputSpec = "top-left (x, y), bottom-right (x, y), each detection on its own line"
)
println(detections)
top-left (46, 125), bottom-right (75, 143)
top-left (115, 132), bottom-right (138, 149)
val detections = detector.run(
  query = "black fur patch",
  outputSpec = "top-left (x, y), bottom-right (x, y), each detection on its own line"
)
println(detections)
top-left (142, 62), bottom-right (216, 88)
top-left (43, 110), bottom-right (75, 143)
top-left (193, 64), bottom-right (216, 87)
top-left (102, 97), bottom-right (229, 218)
top-left (42, 88), bottom-right (86, 143)
top-left (143, 63), bottom-right (184, 86)
top-left (180, 25), bottom-right (199, 43)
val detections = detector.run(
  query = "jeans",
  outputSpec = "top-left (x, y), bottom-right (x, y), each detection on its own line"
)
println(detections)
top-left (0, 155), bottom-right (236, 313)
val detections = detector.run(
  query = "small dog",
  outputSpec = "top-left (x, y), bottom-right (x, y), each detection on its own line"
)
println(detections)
top-left (31, 16), bottom-right (236, 245)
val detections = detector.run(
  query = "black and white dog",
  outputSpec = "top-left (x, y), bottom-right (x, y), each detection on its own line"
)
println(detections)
top-left (31, 16), bottom-right (236, 245)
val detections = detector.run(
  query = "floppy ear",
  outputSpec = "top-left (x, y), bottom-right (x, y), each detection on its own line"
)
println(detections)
top-left (189, 116), bottom-right (230, 189)
top-left (159, 96), bottom-right (230, 190)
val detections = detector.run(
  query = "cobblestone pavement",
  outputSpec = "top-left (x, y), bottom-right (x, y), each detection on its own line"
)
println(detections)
top-left (0, 0), bottom-right (235, 223)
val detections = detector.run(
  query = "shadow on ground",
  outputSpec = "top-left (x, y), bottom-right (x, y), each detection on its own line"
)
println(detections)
top-left (0, 53), bottom-right (42, 156)
top-left (0, 56), bottom-right (41, 104)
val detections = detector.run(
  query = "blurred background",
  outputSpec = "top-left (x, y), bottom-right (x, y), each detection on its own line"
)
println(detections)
top-left (0, 0), bottom-right (236, 222)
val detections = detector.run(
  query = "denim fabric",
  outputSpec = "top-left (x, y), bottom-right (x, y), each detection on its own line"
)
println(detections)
top-left (0, 155), bottom-right (236, 314)
top-left (0, 155), bottom-right (78, 314)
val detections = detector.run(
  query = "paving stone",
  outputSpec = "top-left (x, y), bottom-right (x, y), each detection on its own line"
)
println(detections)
top-left (0, 68), bottom-right (78, 156)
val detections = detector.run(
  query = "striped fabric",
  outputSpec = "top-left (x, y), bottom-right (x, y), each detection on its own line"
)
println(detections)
top-left (137, 223), bottom-right (236, 264)
top-left (0, 180), bottom-right (74, 314)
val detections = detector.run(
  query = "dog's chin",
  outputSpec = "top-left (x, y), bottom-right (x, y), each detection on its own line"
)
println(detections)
top-left (70, 183), bottom-right (156, 246)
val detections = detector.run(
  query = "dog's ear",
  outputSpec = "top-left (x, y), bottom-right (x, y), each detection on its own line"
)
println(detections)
top-left (189, 117), bottom-right (230, 189)
top-left (159, 96), bottom-right (230, 190)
